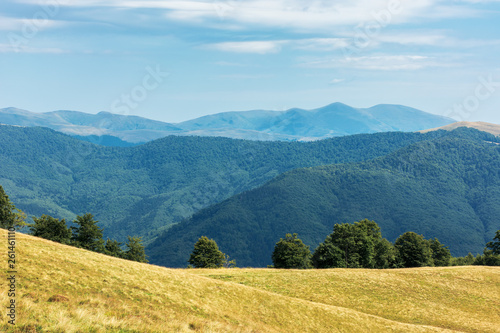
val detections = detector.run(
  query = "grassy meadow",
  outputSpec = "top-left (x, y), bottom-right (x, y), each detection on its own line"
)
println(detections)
top-left (1, 230), bottom-right (499, 332)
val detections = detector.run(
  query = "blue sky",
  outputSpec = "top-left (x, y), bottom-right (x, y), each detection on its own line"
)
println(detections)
top-left (1, 0), bottom-right (499, 123)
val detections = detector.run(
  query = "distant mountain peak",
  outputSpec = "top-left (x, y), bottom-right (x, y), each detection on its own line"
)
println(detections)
top-left (0, 103), bottom-right (456, 145)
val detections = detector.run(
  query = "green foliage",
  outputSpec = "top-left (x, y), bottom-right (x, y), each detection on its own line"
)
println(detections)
top-left (394, 232), bottom-right (433, 268)
top-left (428, 238), bottom-right (451, 266)
top-left (473, 251), bottom-right (500, 266)
top-left (71, 213), bottom-right (105, 253)
top-left (0, 125), bottom-right (447, 245)
top-left (104, 238), bottom-right (125, 258)
top-left (312, 219), bottom-right (396, 269)
top-left (471, 230), bottom-right (500, 266)
top-left (222, 254), bottom-right (237, 268)
top-left (29, 215), bottom-right (71, 244)
top-left (451, 253), bottom-right (475, 266)
top-left (272, 233), bottom-right (312, 269)
top-left (149, 128), bottom-right (500, 267)
top-left (0, 185), bottom-right (25, 229)
top-left (485, 230), bottom-right (500, 255)
top-left (124, 236), bottom-right (148, 263)
top-left (188, 236), bottom-right (226, 268)
top-left (311, 237), bottom-right (345, 268)
top-left (374, 238), bottom-right (398, 269)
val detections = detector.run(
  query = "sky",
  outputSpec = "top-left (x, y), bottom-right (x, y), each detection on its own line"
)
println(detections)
top-left (0, 0), bottom-right (499, 124)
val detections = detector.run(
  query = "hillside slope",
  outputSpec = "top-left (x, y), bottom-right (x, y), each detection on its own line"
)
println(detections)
top-left (421, 121), bottom-right (500, 136)
top-left (148, 128), bottom-right (500, 267)
top-left (0, 126), bottom-right (445, 242)
top-left (1, 230), bottom-right (498, 332)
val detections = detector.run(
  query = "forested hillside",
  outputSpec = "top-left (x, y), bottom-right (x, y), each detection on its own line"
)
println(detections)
top-left (148, 128), bottom-right (500, 267)
top-left (0, 125), bottom-right (444, 242)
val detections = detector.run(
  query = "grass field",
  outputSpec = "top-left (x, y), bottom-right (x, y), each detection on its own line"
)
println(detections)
top-left (420, 121), bottom-right (500, 136)
top-left (1, 230), bottom-right (499, 332)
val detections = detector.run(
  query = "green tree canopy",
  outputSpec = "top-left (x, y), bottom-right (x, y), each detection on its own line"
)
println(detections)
top-left (29, 215), bottom-right (71, 244)
top-left (312, 235), bottom-right (345, 268)
top-left (0, 185), bottom-right (25, 229)
top-left (312, 219), bottom-right (395, 269)
top-left (485, 230), bottom-right (500, 255)
top-left (188, 236), bottom-right (225, 268)
top-left (374, 238), bottom-right (398, 269)
top-left (472, 230), bottom-right (500, 266)
top-left (271, 233), bottom-right (312, 269)
top-left (394, 232), bottom-right (433, 268)
top-left (105, 238), bottom-right (125, 258)
top-left (71, 213), bottom-right (105, 252)
top-left (428, 238), bottom-right (451, 267)
top-left (124, 236), bottom-right (148, 263)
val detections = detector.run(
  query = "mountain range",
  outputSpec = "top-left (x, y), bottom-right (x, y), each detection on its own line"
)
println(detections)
top-left (148, 128), bottom-right (500, 267)
top-left (0, 125), bottom-right (447, 244)
top-left (0, 103), bottom-right (455, 144)
top-left (2, 105), bottom-right (499, 268)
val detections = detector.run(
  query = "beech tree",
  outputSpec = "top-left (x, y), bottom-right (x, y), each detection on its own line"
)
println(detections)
top-left (312, 236), bottom-right (345, 268)
top-left (394, 232), bottom-right (433, 267)
top-left (105, 238), bottom-right (125, 258)
top-left (29, 215), bottom-right (71, 244)
top-left (486, 230), bottom-right (500, 255)
top-left (0, 185), bottom-right (25, 229)
top-left (473, 230), bottom-right (500, 266)
top-left (188, 236), bottom-right (225, 268)
top-left (124, 236), bottom-right (148, 263)
top-left (271, 233), bottom-right (312, 269)
top-left (428, 238), bottom-right (451, 266)
top-left (71, 213), bottom-right (105, 252)
top-left (312, 219), bottom-right (396, 269)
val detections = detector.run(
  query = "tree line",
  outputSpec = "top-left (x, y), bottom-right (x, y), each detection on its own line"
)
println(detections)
top-left (188, 219), bottom-right (500, 268)
top-left (0, 185), bottom-right (147, 263)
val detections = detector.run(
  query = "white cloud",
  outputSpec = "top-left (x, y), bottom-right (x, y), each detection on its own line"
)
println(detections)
top-left (303, 54), bottom-right (446, 70)
top-left (293, 38), bottom-right (350, 51)
top-left (207, 40), bottom-right (286, 54)
top-left (0, 16), bottom-right (63, 31)
top-left (0, 43), bottom-right (66, 53)
top-left (12, 0), bottom-right (473, 33)
top-left (329, 78), bottom-right (345, 84)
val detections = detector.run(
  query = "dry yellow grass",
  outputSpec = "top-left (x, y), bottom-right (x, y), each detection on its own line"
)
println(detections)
top-left (1, 230), bottom-right (498, 332)
top-left (419, 121), bottom-right (500, 136)
top-left (193, 267), bottom-right (500, 332)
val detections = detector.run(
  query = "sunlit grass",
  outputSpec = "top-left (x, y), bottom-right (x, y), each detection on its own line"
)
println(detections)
top-left (1, 230), bottom-right (498, 332)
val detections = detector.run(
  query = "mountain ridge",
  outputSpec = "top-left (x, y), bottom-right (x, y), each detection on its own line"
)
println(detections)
top-left (147, 127), bottom-right (500, 267)
top-left (0, 125), bottom-right (446, 244)
top-left (0, 103), bottom-right (455, 144)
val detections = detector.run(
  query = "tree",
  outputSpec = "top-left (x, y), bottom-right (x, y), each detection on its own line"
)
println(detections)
top-left (188, 236), bottom-right (225, 268)
top-left (312, 236), bottom-right (345, 268)
top-left (428, 238), bottom-right (451, 266)
top-left (485, 230), bottom-right (500, 255)
top-left (394, 232), bottom-right (433, 267)
top-left (0, 185), bottom-right (25, 229)
top-left (29, 215), bottom-right (71, 244)
top-left (124, 236), bottom-right (148, 263)
top-left (222, 254), bottom-right (237, 268)
top-left (473, 252), bottom-right (500, 266)
top-left (473, 230), bottom-right (500, 266)
top-left (374, 238), bottom-right (398, 269)
top-left (271, 233), bottom-right (312, 269)
top-left (312, 219), bottom-right (392, 269)
top-left (105, 238), bottom-right (125, 258)
top-left (71, 213), bottom-right (105, 252)
top-left (451, 253), bottom-right (475, 266)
